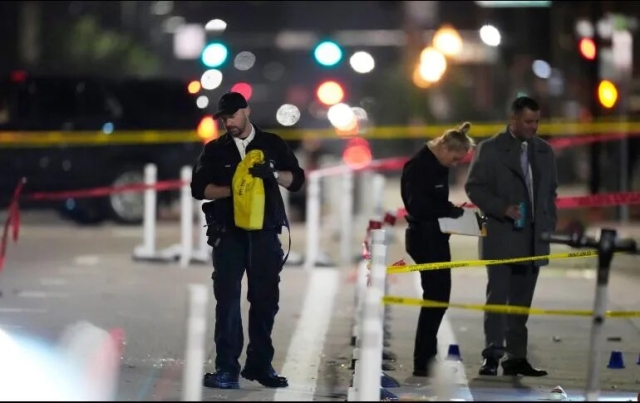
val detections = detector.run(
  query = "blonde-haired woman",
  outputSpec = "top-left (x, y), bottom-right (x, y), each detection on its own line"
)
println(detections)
top-left (400, 122), bottom-right (475, 377)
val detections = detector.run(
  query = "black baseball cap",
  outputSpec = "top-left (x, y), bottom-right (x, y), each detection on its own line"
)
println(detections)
top-left (213, 92), bottom-right (248, 119)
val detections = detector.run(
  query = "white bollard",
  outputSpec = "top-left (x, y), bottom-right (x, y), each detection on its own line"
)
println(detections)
top-left (179, 166), bottom-right (194, 269)
top-left (371, 173), bottom-right (386, 220)
top-left (340, 170), bottom-right (354, 267)
top-left (133, 164), bottom-right (158, 259)
top-left (357, 291), bottom-right (383, 401)
top-left (356, 229), bottom-right (386, 401)
top-left (191, 200), bottom-right (210, 264)
top-left (352, 259), bottom-right (369, 345)
top-left (181, 284), bottom-right (209, 402)
top-left (280, 185), bottom-right (290, 221)
top-left (369, 229), bottom-right (387, 295)
top-left (350, 351), bottom-right (362, 398)
top-left (358, 170), bottom-right (373, 222)
top-left (304, 172), bottom-right (321, 270)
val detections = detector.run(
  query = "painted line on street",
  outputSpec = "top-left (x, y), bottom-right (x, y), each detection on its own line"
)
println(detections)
top-left (39, 278), bottom-right (69, 286)
top-left (413, 272), bottom-right (473, 401)
top-left (274, 268), bottom-right (340, 401)
top-left (0, 307), bottom-right (48, 313)
top-left (75, 255), bottom-right (101, 266)
top-left (15, 291), bottom-right (70, 298)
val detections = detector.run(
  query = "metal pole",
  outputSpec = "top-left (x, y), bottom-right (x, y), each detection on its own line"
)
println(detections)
top-left (616, 29), bottom-right (633, 222)
top-left (585, 228), bottom-right (616, 401)
top-left (588, 1), bottom-right (603, 195)
top-left (619, 120), bottom-right (630, 222)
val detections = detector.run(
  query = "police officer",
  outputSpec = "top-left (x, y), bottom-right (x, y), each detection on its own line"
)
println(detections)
top-left (191, 92), bottom-right (305, 389)
top-left (400, 122), bottom-right (475, 377)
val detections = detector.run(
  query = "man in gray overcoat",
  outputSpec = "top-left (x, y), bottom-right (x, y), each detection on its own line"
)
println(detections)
top-left (465, 96), bottom-right (558, 377)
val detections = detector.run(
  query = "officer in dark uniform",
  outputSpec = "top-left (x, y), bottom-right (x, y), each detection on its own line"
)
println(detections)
top-left (400, 122), bottom-right (475, 378)
top-left (191, 92), bottom-right (305, 389)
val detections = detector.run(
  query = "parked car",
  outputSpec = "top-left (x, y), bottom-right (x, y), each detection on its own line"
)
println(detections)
top-left (0, 72), bottom-right (209, 224)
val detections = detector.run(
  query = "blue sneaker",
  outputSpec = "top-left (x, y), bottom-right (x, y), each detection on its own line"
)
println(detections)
top-left (203, 371), bottom-right (240, 389)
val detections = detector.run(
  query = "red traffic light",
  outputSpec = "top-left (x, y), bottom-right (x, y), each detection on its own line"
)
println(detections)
top-left (342, 137), bottom-right (372, 168)
top-left (231, 82), bottom-right (253, 101)
top-left (579, 38), bottom-right (596, 60)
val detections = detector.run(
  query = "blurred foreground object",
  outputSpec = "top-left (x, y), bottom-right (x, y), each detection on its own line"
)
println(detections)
top-left (0, 321), bottom-right (121, 401)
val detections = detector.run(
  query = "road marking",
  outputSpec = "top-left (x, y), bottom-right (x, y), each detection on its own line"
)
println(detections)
top-left (413, 272), bottom-right (473, 401)
top-left (109, 228), bottom-right (141, 238)
top-left (75, 255), bottom-right (100, 266)
top-left (15, 291), bottom-right (70, 298)
top-left (0, 308), bottom-right (48, 313)
top-left (40, 278), bottom-right (68, 286)
top-left (274, 268), bottom-right (339, 401)
top-left (0, 324), bottom-right (24, 330)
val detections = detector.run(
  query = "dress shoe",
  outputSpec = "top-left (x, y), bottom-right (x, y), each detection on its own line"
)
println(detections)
top-left (241, 367), bottom-right (289, 388)
top-left (502, 358), bottom-right (548, 377)
top-left (478, 357), bottom-right (499, 376)
top-left (202, 371), bottom-right (239, 389)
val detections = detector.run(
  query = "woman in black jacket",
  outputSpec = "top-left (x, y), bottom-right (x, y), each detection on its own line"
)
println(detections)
top-left (400, 122), bottom-right (475, 377)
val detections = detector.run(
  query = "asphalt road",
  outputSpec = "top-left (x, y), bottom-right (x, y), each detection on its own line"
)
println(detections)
top-left (1, 210), bottom-right (639, 401)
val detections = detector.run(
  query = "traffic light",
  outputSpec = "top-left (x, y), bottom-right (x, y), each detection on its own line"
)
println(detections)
top-left (187, 80), bottom-right (201, 94)
top-left (316, 80), bottom-right (344, 106)
top-left (313, 40), bottom-right (343, 67)
top-left (230, 82), bottom-right (253, 101)
top-left (579, 38), bottom-right (596, 60)
top-left (342, 137), bottom-right (372, 168)
top-left (597, 80), bottom-right (618, 109)
top-left (201, 42), bottom-right (229, 68)
top-left (197, 115), bottom-right (219, 143)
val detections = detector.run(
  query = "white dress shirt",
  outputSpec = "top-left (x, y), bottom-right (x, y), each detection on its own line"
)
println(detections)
top-left (233, 124), bottom-right (255, 160)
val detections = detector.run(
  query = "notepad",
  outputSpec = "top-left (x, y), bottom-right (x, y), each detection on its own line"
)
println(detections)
top-left (438, 208), bottom-right (486, 237)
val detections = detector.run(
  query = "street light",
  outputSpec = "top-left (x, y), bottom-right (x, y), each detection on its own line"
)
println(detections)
top-left (598, 80), bottom-right (618, 109)
top-left (349, 51), bottom-right (375, 74)
top-left (201, 42), bottom-right (229, 68)
top-left (479, 24), bottom-right (501, 47)
top-left (433, 25), bottom-right (463, 56)
top-left (579, 37), bottom-right (597, 60)
top-left (316, 80), bottom-right (345, 106)
top-left (419, 47), bottom-right (447, 83)
top-left (205, 19), bottom-right (227, 33)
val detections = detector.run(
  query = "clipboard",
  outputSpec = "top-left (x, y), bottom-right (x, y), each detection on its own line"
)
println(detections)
top-left (438, 208), bottom-right (486, 237)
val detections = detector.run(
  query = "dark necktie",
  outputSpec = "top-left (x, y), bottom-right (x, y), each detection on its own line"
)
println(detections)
top-left (520, 141), bottom-right (534, 212)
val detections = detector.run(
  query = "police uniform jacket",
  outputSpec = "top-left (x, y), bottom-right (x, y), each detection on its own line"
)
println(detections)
top-left (190, 125), bottom-right (305, 232)
top-left (401, 145), bottom-right (458, 257)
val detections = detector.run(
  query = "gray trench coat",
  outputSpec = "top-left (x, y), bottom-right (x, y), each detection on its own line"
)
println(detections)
top-left (465, 130), bottom-right (558, 266)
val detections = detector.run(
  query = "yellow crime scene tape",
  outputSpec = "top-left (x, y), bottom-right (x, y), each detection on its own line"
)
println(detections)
top-left (382, 250), bottom-right (640, 318)
top-left (381, 296), bottom-right (640, 318)
top-left (2, 120), bottom-right (640, 147)
top-left (387, 250), bottom-right (599, 274)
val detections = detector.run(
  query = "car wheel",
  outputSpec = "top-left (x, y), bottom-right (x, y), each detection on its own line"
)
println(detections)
top-left (108, 165), bottom-right (146, 224)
